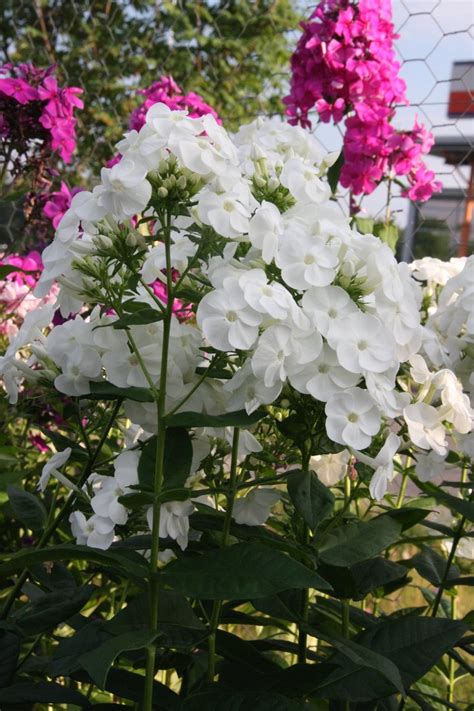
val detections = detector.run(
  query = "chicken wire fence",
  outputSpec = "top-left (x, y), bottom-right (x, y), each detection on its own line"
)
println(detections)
top-left (1, 0), bottom-right (473, 259)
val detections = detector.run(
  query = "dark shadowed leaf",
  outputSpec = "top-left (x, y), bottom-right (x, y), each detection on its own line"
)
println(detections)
top-left (409, 547), bottom-right (460, 586)
top-left (358, 616), bottom-right (468, 687)
top-left (0, 630), bottom-right (21, 687)
top-left (87, 380), bottom-right (154, 402)
top-left (14, 586), bottom-right (93, 636)
top-left (0, 544), bottom-right (149, 580)
top-left (112, 305), bottom-right (164, 328)
top-left (318, 513), bottom-right (403, 567)
top-left (414, 480), bottom-right (474, 522)
top-left (7, 486), bottom-right (47, 532)
top-left (50, 620), bottom-right (107, 676)
top-left (0, 681), bottom-right (89, 705)
top-left (287, 469), bottom-right (334, 530)
top-left (79, 629), bottom-right (160, 689)
top-left (327, 151), bottom-right (344, 194)
top-left (181, 690), bottom-right (308, 710)
top-left (161, 542), bottom-right (331, 599)
top-left (138, 428), bottom-right (193, 490)
top-left (165, 409), bottom-right (266, 428)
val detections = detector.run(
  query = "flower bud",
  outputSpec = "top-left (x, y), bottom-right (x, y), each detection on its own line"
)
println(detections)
top-left (157, 186), bottom-right (168, 198)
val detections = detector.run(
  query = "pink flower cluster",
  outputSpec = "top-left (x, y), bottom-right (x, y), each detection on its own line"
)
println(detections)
top-left (0, 251), bottom-right (58, 341)
top-left (284, 0), bottom-right (442, 202)
top-left (0, 63), bottom-right (83, 164)
top-left (43, 181), bottom-right (83, 229)
top-left (129, 74), bottom-right (220, 131)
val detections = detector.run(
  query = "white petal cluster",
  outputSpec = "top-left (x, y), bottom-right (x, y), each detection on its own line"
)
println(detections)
top-left (1, 105), bottom-right (473, 516)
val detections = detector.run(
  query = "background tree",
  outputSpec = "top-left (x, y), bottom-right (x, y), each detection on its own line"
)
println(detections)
top-left (1, 0), bottom-right (299, 174)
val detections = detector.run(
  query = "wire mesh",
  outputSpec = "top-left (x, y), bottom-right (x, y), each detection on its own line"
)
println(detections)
top-left (1, 0), bottom-right (473, 257)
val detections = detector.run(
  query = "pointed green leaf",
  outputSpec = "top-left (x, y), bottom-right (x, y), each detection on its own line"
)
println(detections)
top-left (287, 469), bottom-right (334, 530)
top-left (160, 542), bottom-right (331, 599)
top-left (7, 485), bottom-right (47, 532)
top-left (79, 629), bottom-right (160, 689)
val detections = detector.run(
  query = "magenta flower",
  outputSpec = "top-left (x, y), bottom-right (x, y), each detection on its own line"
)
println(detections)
top-left (285, 0), bottom-right (441, 203)
top-left (43, 182), bottom-right (83, 229)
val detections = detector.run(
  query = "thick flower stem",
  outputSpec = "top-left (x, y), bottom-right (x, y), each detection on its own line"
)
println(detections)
top-left (206, 427), bottom-right (240, 683)
top-left (143, 210), bottom-right (174, 711)
top-left (448, 595), bottom-right (457, 703)
top-left (297, 524), bottom-right (310, 664)
top-left (396, 456), bottom-right (411, 509)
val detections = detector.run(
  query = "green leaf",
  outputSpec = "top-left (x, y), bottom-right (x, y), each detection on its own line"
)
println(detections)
top-left (327, 152), bottom-right (344, 194)
top-left (0, 544), bottom-right (149, 580)
top-left (50, 620), bottom-right (107, 676)
top-left (111, 306), bottom-right (164, 329)
top-left (0, 264), bottom-right (36, 279)
top-left (165, 408), bottom-right (266, 428)
top-left (415, 480), bottom-right (474, 522)
top-left (138, 428), bottom-right (192, 490)
top-left (0, 630), bottom-right (20, 687)
top-left (355, 217), bottom-right (375, 235)
top-left (160, 542), bottom-right (331, 599)
top-left (105, 591), bottom-right (205, 635)
top-left (14, 586), bottom-right (93, 636)
top-left (318, 513), bottom-right (403, 567)
top-left (323, 632), bottom-right (404, 695)
top-left (181, 691), bottom-right (308, 710)
top-left (7, 485), bottom-right (47, 532)
top-left (287, 469), bottom-right (334, 531)
top-left (375, 222), bottom-right (399, 251)
top-left (0, 682), bottom-right (89, 705)
top-left (319, 557), bottom-right (408, 600)
top-left (358, 617), bottom-right (468, 687)
top-left (215, 629), bottom-right (280, 675)
top-left (409, 547), bottom-right (460, 586)
top-left (87, 380), bottom-right (154, 402)
top-left (79, 629), bottom-right (160, 689)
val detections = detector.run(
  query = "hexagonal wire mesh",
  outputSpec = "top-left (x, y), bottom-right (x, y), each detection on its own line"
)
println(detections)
top-left (1, 0), bottom-right (473, 257)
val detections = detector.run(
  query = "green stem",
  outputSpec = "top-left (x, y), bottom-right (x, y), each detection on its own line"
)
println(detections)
top-left (344, 471), bottom-right (352, 508)
top-left (396, 456), bottom-right (411, 509)
top-left (297, 524), bottom-right (310, 664)
top-left (206, 428), bottom-right (240, 683)
top-left (1, 399), bottom-right (121, 619)
top-left (143, 210), bottom-right (174, 711)
top-left (431, 468), bottom-right (471, 618)
top-left (448, 595), bottom-right (457, 704)
top-left (342, 600), bottom-right (351, 711)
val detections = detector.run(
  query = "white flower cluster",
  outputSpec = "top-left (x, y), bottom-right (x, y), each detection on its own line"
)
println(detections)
top-left (1, 105), bottom-right (473, 525)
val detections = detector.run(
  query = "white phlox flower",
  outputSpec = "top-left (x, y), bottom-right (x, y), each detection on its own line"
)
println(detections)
top-left (280, 157), bottom-right (330, 204)
top-left (141, 234), bottom-right (197, 284)
top-left (302, 286), bottom-right (358, 340)
top-left (196, 189), bottom-right (251, 238)
top-left (289, 343), bottom-right (359, 402)
top-left (197, 277), bottom-right (261, 351)
top-left (97, 158), bottom-right (152, 218)
top-left (147, 500), bottom-right (195, 551)
top-left (251, 325), bottom-right (322, 389)
top-left (232, 487), bottom-right (280, 526)
top-left (90, 450), bottom-right (140, 525)
top-left (352, 433), bottom-right (401, 500)
top-left (247, 201), bottom-right (284, 264)
top-left (38, 447), bottom-right (72, 492)
top-left (403, 402), bottom-right (447, 455)
top-left (327, 312), bottom-right (397, 375)
top-left (224, 361), bottom-right (282, 414)
top-left (69, 511), bottom-right (115, 550)
top-left (310, 450), bottom-right (351, 486)
top-left (276, 225), bottom-right (339, 289)
top-left (325, 387), bottom-right (381, 450)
